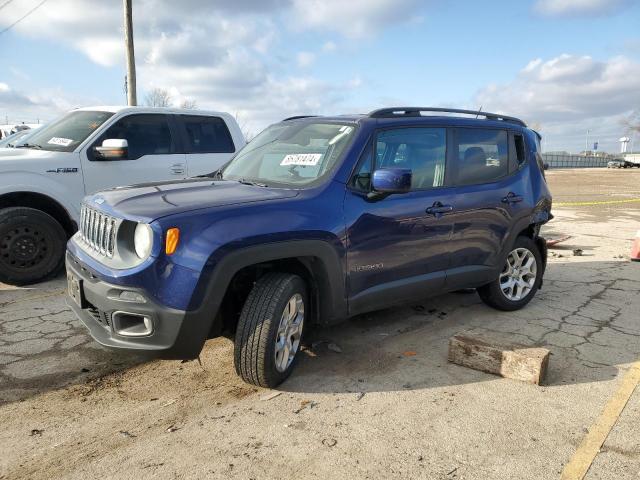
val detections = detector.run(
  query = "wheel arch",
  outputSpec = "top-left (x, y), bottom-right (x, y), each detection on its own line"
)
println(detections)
top-left (0, 191), bottom-right (76, 237)
top-left (502, 221), bottom-right (547, 282)
top-left (184, 240), bottom-right (347, 341)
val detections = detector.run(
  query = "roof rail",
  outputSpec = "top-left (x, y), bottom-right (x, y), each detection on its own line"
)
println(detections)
top-left (282, 115), bottom-right (318, 121)
top-left (368, 107), bottom-right (527, 127)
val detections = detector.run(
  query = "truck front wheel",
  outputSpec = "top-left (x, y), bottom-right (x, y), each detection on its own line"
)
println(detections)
top-left (234, 272), bottom-right (307, 388)
top-left (0, 207), bottom-right (67, 285)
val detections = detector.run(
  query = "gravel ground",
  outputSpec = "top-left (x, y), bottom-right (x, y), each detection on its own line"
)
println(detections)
top-left (0, 168), bottom-right (639, 480)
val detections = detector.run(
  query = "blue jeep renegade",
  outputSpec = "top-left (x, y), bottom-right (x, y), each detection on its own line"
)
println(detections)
top-left (66, 107), bottom-right (552, 387)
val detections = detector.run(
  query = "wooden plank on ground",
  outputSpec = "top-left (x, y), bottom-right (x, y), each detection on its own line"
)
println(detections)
top-left (448, 332), bottom-right (550, 385)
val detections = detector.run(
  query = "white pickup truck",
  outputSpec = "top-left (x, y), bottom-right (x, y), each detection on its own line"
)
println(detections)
top-left (0, 106), bottom-right (245, 285)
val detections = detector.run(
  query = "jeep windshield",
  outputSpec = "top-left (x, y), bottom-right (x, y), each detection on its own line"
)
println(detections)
top-left (222, 121), bottom-right (357, 188)
top-left (14, 111), bottom-right (114, 152)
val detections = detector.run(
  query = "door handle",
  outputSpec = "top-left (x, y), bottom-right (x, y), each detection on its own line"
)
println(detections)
top-left (426, 202), bottom-right (453, 215)
top-left (502, 192), bottom-right (523, 204)
top-left (170, 163), bottom-right (185, 175)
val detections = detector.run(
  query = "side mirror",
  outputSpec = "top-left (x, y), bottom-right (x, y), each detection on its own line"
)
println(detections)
top-left (94, 139), bottom-right (128, 160)
top-left (543, 163), bottom-right (549, 170)
top-left (370, 168), bottom-right (412, 199)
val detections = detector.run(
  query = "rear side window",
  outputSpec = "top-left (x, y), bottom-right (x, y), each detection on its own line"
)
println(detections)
top-left (455, 128), bottom-right (508, 185)
top-left (181, 115), bottom-right (235, 153)
top-left (98, 114), bottom-right (174, 160)
top-left (514, 134), bottom-right (526, 165)
top-left (375, 128), bottom-right (446, 190)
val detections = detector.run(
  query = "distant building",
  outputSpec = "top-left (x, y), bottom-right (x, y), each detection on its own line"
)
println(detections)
top-left (623, 152), bottom-right (640, 164)
top-left (578, 151), bottom-right (617, 159)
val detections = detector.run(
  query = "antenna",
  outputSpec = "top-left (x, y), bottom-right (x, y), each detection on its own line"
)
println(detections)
top-left (475, 106), bottom-right (483, 119)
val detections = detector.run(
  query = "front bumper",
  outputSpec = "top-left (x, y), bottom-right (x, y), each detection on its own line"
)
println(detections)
top-left (65, 252), bottom-right (209, 358)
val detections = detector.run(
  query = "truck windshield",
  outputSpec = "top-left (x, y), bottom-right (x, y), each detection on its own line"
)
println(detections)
top-left (222, 121), bottom-right (357, 188)
top-left (14, 111), bottom-right (114, 152)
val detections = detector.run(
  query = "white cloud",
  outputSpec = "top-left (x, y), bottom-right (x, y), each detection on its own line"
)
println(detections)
top-left (534, 0), bottom-right (631, 16)
top-left (321, 41), bottom-right (337, 53)
top-left (473, 54), bottom-right (640, 152)
top-left (0, 82), bottom-right (102, 124)
top-left (291, 0), bottom-right (422, 38)
top-left (0, 0), bottom-right (398, 131)
top-left (296, 51), bottom-right (316, 67)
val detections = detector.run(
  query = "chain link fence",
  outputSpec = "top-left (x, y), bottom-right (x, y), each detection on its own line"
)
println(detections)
top-left (542, 153), bottom-right (610, 169)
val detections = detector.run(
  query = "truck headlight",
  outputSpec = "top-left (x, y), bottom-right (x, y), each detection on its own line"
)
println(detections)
top-left (133, 223), bottom-right (153, 259)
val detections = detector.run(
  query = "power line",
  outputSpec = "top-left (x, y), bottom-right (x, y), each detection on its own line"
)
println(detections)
top-left (0, 0), bottom-right (48, 35)
top-left (0, 0), bottom-right (15, 11)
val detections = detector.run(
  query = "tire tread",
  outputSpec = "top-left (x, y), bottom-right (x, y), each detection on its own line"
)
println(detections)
top-left (0, 206), bottom-right (66, 285)
top-left (234, 272), bottom-right (303, 387)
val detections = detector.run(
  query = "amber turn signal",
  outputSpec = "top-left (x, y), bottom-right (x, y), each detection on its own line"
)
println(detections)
top-left (165, 228), bottom-right (180, 255)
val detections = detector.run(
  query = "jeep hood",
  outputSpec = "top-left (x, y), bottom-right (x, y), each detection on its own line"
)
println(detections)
top-left (86, 178), bottom-right (300, 222)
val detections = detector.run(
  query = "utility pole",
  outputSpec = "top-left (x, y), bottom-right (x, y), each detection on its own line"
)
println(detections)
top-left (123, 0), bottom-right (137, 106)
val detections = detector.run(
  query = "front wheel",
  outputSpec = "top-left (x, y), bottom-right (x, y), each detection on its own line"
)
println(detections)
top-left (0, 207), bottom-right (67, 285)
top-left (234, 272), bottom-right (307, 387)
top-left (478, 236), bottom-right (543, 311)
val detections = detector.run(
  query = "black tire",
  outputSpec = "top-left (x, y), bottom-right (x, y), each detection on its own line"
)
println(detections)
top-left (477, 236), bottom-right (543, 311)
top-left (0, 207), bottom-right (67, 285)
top-left (234, 272), bottom-right (308, 387)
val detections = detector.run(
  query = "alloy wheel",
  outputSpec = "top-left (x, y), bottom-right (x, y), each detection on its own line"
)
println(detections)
top-left (274, 293), bottom-right (305, 373)
top-left (499, 247), bottom-right (537, 301)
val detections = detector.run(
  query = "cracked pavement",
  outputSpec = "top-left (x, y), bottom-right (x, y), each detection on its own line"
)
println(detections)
top-left (0, 168), bottom-right (639, 479)
top-left (0, 270), bottom-right (141, 403)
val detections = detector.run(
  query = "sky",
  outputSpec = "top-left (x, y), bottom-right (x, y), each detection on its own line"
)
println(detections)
top-left (0, 0), bottom-right (639, 153)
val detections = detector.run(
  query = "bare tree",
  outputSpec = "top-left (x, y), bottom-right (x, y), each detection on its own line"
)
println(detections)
top-left (234, 111), bottom-right (255, 141)
top-left (179, 98), bottom-right (198, 109)
top-left (145, 88), bottom-right (172, 107)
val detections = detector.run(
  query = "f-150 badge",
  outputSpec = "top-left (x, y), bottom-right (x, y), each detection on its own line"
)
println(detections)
top-left (46, 167), bottom-right (78, 173)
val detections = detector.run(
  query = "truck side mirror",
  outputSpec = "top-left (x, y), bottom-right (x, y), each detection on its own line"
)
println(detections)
top-left (94, 139), bottom-right (128, 160)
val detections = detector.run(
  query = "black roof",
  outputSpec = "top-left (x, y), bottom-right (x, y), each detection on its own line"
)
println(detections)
top-left (368, 107), bottom-right (526, 127)
top-left (282, 107), bottom-right (527, 128)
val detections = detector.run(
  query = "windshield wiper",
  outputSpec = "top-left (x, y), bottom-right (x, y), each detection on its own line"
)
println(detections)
top-left (238, 178), bottom-right (268, 187)
top-left (197, 168), bottom-right (224, 179)
top-left (15, 143), bottom-right (43, 150)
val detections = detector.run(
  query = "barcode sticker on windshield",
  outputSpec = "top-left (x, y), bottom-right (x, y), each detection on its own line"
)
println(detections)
top-left (48, 137), bottom-right (73, 147)
top-left (280, 153), bottom-right (322, 166)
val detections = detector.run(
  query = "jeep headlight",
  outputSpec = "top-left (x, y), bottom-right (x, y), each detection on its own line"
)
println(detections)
top-left (133, 223), bottom-right (153, 259)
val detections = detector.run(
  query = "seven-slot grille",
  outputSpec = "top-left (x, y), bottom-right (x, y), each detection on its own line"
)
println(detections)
top-left (79, 204), bottom-right (117, 257)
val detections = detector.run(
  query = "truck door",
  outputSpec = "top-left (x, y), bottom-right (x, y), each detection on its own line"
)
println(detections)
top-left (80, 113), bottom-right (187, 194)
top-left (175, 114), bottom-right (238, 176)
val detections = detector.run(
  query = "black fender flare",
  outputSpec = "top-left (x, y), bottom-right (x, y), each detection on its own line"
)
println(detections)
top-left (171, 240), bottom-right (348, 358)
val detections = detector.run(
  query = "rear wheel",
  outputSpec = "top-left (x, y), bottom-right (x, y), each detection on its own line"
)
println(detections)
top-left (234, 272), bottom-right (307, 387)
top-left (477, 236), bottom-right (543, 311)
top-left (0, 207), bottom-right (67, 285)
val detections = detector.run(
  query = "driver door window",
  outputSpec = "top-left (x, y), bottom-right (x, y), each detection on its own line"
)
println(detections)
top-left (376, 128), bottom-right (447, 190)
top-left (92, 114), bottom-right (175, 160)
top-left (82, 114), bottom-right (186, 194)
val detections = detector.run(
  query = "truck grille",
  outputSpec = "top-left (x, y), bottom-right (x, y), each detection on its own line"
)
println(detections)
top-left (79, 204), bottom-right (117, 257)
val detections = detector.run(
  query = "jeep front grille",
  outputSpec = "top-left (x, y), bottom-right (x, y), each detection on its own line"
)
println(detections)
top-left (79, 205), bottom-right (117, 257)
